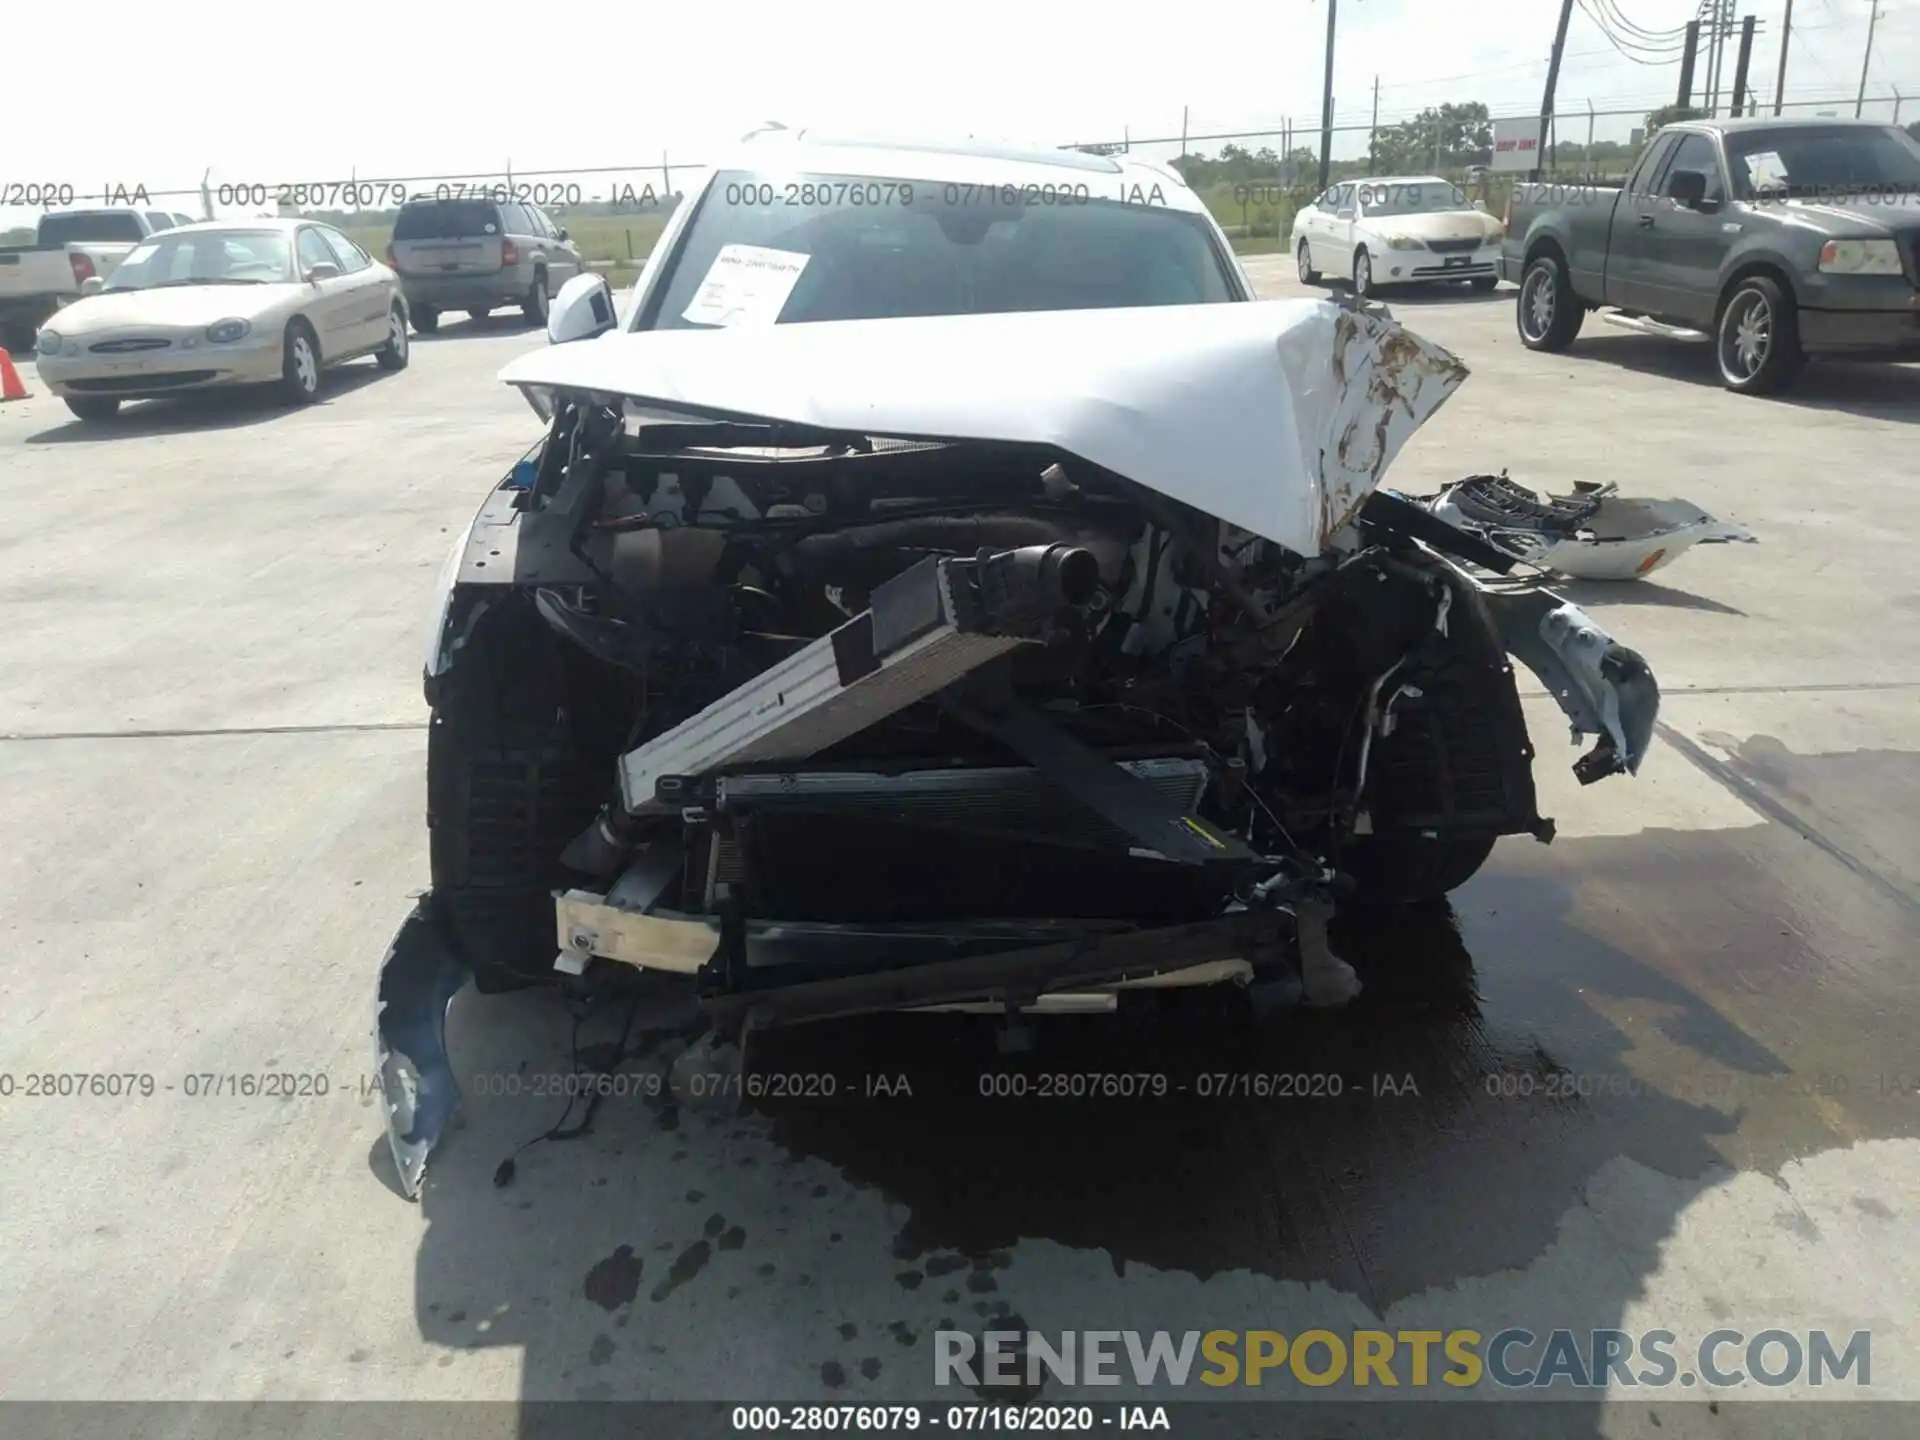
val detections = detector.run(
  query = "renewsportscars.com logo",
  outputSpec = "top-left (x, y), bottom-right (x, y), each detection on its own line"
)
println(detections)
top-left (934, 1328), bottom-right (1873, 1391)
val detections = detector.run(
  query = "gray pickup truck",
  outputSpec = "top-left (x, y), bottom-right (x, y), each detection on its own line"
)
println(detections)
top-left (1501, 117), bottom-right (1920, 394)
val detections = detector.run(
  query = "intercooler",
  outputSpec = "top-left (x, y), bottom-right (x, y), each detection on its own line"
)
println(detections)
top-left (617, 545), bottom-right (1098, 815)
top-left (698, 757), bottom-right (1213, 894)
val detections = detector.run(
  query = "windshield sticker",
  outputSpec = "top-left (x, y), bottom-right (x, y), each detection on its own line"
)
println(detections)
top-left (680, 244), bottom-right (811, 327)
top-left (1744, 151), bottom-right (1790, 189)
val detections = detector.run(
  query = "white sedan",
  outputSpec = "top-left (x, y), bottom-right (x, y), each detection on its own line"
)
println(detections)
top-left (34, 218), bottom-right (409, 422)
top-left (1291, 176), bottom-right (1504, 298)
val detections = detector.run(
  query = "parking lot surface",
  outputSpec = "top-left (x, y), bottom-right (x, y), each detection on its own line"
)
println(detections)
top-left (2, 281), bottom-right (1917, 1436)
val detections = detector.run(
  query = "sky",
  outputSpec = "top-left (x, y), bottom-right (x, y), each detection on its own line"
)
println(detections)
top-left (4, 0), bottom-right (1916, 227)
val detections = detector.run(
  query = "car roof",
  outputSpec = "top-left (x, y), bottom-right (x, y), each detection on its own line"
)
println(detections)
top-left (1682, 115), bottom-right (1895, 135)
top-left (1353, 175), bottom-right (1454, 188)
top-left (716, 129), bottom-right (1209, 214)
top-left (159, 218), bottom-right (311, 234)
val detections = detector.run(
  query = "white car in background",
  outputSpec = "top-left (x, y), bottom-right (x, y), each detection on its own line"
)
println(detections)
top-left (1292, 176), bottom-right (1504, 298)
top-left (34, 218), bottom-right (409, 422)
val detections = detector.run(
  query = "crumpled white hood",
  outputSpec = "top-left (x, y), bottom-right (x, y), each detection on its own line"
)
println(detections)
top-left (498, 299), bottom-right (1469, 557)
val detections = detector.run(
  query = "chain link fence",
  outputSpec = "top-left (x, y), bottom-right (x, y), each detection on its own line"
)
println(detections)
top-left (3, 93), bottom-right (1909, 267)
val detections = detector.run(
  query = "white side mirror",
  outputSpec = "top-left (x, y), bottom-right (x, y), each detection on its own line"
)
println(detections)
top-left (549, 272), bottom-right (617, 345)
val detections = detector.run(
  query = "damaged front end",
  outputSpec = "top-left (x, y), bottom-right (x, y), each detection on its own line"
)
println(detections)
top-left (377, 298), bottom-right (1660, 1196)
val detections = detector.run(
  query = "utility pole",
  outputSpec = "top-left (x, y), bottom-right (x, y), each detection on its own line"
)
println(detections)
top-left (1369, 75), bottom-right (1379, 175)
top-left (1538, 0), bottom-right (1576, 180)
top-left (1678, 19), bottom-right (1702, 105)
top-left (1773, 0), bottom-right (1793, 114)
top-left (1705, 0), bottom-right (1726, 115)
top-left (1856, 1), bottom-right (1882, 117)
top-left (1730, 15), bottom-right (1757, 116)
top-left (1317, 0), bottom-right (1338, 189)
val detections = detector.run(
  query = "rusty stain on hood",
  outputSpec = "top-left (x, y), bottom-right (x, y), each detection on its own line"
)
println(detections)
top-left (1318, 308), bottom-right (1470, 547)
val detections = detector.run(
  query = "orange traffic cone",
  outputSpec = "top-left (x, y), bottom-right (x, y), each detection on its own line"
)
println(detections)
top-left (0, 347), bottom-right (29, 402)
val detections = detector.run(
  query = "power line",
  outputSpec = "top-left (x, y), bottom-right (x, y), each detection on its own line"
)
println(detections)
top-left (1575, 0), bottom-right (1693, 61)
top-left (1593, 0), bottom-right (1694, 41)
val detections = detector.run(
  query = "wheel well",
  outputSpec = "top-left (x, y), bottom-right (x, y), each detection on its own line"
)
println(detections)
top-left (285, 315), bottom-right (319, 361)
top-left (1716, 260), bottom-right (1795, 323)
top-left (1522, 236), bottom-right (1567, 272)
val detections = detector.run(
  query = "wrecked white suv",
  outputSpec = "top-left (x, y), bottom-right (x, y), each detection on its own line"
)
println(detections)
top-left (376, 134), bottom-right (1659, 1195)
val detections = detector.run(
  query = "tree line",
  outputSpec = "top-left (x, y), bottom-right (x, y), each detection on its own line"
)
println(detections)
top-left (1090, 105), bottom-right (1920, 188)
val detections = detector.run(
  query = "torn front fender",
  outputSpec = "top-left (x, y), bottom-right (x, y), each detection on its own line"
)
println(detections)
top-left (374, 896), bottom-right (471, 1199)
top-left (1477, 582), bottom-right (1661, 783)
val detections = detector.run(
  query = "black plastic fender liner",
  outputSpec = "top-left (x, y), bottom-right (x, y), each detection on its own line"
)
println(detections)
top-left (374, 895), bottom-right (472, 1200)
top-left (1360, 490), bottom-right (1520, 574)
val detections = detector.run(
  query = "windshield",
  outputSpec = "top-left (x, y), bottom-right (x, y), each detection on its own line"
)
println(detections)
top-left (38, 211), bottom-right (147, 246)
top-left (1355, 182), bottom-right (1472, 217)
top-left (393, 200), bottom-right (500, 240)
top-left (642, 169), bottom-right (1239, 330)
top-left (105, 231), bottom-right (295, 291)
top-left (1725, 125), bottom-right (1920, 200)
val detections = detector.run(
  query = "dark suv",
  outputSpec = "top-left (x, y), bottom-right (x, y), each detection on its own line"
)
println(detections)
top-left (387, 196), bottom-right (584, 333)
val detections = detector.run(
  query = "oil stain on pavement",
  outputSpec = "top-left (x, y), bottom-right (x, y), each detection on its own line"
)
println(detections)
top-left (408, 738), bottom-right (1920, 1419)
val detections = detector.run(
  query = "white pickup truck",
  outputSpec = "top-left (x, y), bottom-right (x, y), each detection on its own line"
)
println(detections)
top-left (0, 207), bottom-right (195, 351)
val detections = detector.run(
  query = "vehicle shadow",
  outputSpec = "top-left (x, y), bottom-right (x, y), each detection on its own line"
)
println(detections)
top-left (22, 365), bottom-right (394, 443)
top-left (392, 798), bottom-right (1920, 1434)
top-left (1557, 578), bottom-right (1747, 617)
top-left (1378, 282), bottom-right (1509, 307)
top-left (1296, 279), bottom-right (1508, 310)
top-left (413, 313), bottom-right (543, 343)
top-left (1562, 334), bottom-right (1920, 422)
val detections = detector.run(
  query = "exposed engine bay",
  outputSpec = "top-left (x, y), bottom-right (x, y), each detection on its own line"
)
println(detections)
top-left (378, 299), bottom-right (1661, 1196)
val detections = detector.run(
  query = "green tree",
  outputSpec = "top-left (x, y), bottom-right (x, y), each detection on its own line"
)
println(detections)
top-left (1370, 102), bottom-right (1493, 174)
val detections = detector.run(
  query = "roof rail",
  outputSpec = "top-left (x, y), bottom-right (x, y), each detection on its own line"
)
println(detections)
top-left (1129, 156), bottom-right (1190, 188)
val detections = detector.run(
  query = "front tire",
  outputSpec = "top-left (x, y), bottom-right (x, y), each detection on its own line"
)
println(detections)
top-left (1296, 241), bottom-right (1321, 285)
top-left (64, 395), bottom-right (120, 422)
top-left (375, 303), bottom-right (410, 371)
top-left (1470, 275), bottom-right (1498, 293)
top-left (1716, 275), bottom-right (1803, 395)
top-left (522, 271), bottom-right (549, 326)
top-left (277, 320), bottom-right (321, 405)
top-left (1344, 833), bottom-right (1498, 905)
top-left (1352, 247), bottom-right (1377, 299)
top-left (1516, 253), bottom-right (1583, 351)
top-left (412, 305), bottom-right (439, 334)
